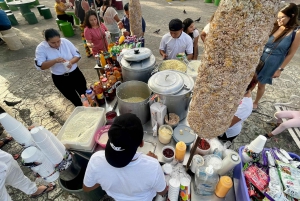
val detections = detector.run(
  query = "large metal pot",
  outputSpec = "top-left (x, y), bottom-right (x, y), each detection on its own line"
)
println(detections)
top-left (117, 81), bottom-right (151, 124)
top-left (121, 48), bottom-right (156, 83)
top-left (148, 70), bottom-right (194, 121)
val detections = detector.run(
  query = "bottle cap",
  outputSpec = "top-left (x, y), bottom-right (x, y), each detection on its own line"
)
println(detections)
top-left (205, 165), bottom-right (214, 176)
top-left (176, 141), bottom-right (186, 151)
top-left (86, 89), bottom-right (92, 94)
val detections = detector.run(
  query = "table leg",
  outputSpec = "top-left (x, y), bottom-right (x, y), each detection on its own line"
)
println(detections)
top-left (19, 5), bottom-right (31, 15)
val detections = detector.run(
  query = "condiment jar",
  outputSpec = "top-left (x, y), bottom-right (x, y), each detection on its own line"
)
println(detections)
top-left (175, 141), bottom-right (186, 162)
top-left (215, 176), bottom-right (233, 198)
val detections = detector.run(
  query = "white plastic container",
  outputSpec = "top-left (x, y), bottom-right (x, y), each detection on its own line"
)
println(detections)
top-left (150, 102), bottom-right (167, 128)
top-left (57, 107), bottom-right (106, 151)
top-left (158, 125), bottom-right (173, 144)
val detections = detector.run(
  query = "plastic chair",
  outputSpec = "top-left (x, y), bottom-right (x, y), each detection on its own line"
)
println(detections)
top-left (36, 5), bottom-right (45, 16)
top-left (7, 13), bottom-right (18, 26)
top-left (41, 7), bottom-right (53, 19)
top-left (23, 12), bottom-right (38, 24)
top-left (56, 19), bottom-right (66, 31)
top-left (59, 22), bottom-right (74, 37)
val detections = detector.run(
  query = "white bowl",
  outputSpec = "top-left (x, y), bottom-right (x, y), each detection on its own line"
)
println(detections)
top-left (195, 139), bottom-right (211, 156)
top-left (162, 145), bottom-right (175, 162)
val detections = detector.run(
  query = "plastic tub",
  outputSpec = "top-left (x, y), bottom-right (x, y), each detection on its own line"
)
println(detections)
top-left (94, 125), bottom-right (111, 148)
top-left (233, 146), bottom-right (300, 201)
top-left (57, 107), bottom-right (105, 151)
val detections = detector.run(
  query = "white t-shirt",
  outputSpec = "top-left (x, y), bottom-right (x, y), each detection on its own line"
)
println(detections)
top-left (35, 38), bottom-right (81, 75)
top-left (0, 150), bottom-right (12, 172)
top-left (84, 151), bottom-right (166, 201)
top-left (203, 23), bottom-right (210, 34)
top-left (159, 32), bottom-right (193, 59)
top-left (225, 97), bottom-right (253, 138)
top-left (100, 7), bottom-right (119, 33)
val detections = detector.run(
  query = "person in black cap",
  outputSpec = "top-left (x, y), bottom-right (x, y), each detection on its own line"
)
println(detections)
top-left (83, 113), bottom-right (167, 201)
top-left (159, 18), bottom-right (193, 60)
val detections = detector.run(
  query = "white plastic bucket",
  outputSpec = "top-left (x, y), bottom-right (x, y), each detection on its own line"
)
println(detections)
top-left (2, 33), bottom-right (24, 50)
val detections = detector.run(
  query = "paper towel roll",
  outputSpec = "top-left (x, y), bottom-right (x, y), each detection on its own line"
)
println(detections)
top-left (218, 152), bottom-right (241, 176)
top-left (39, 126), bottom-right (66, 157)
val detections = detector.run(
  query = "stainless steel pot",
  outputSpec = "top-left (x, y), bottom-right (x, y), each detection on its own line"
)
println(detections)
top-left (121, 48), bottom-right (156, 83)
top-left (117, 81), bottom-right (152, 124)
top-left (148, 70), bottom-right (194, 121)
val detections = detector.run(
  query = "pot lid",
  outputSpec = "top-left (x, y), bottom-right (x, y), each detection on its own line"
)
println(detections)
top-left (121, 54), bottom-right (156, 71)
top-left (123, 47), bottom-right (152, 61)
top-left (172, 70), bottom-right (194, 95)
top-left (148, 70), bottom-right (184, 95)
top-left (173, 125), bottom-right (196, 146)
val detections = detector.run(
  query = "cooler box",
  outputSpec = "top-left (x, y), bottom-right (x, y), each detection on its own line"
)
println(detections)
top-left (233, 146), bottom-right (300, 201)
top-left (57, 107), bottom-right (106, 151)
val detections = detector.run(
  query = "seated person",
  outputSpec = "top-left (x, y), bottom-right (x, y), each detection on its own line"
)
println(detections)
top-left (0, 9), bottom-right (11, 44)
top-left (183, 18), bottom-right (200, 60)
top-left (159, 19), bottom-right (193, 60)
top-left (55, 0), bottom-right (75, 28)
top-left (118, 3), bottom-right (146, 37)
top-left (264, 110), bottom-right (300, 139)
top-left (83, 113), bottom-right (168, 201)
top-left (218, 78), bottom-right (257, 142)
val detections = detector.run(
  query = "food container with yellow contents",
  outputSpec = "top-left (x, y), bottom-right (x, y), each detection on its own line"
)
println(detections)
top-left (158, 125), bottom-right (173, 144)
top-left (158, 59), bottom-right (187, 73)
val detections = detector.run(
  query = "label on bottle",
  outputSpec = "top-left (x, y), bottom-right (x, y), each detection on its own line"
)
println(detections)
top-left (96, 93), bottom-right (104, 99)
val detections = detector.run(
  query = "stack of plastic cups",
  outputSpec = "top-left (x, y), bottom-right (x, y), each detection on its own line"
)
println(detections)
top-left (38, 126), bottom-right (66, 158)
top-left (242, 135), bottom-right (267, 163)
top-left (21, 146), bottom-right (59, 182)
top-left (0, 113), bottom-right (34, 147)
top-left (179, 177), bottom-right (191, 201)
top-left (168, 178), bottom-right (180, 201)
top-left (30, 127), bottom-right (63, 166)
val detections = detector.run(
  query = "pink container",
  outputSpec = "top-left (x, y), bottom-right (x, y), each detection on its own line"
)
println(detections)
top-left (94, 125), bottom-right (111, 148)
top-left (106, 111), bottom-right (117, 125)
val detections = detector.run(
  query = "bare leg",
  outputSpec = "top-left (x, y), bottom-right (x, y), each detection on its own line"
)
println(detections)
top-left (253, 82), bottom-right (266, 109)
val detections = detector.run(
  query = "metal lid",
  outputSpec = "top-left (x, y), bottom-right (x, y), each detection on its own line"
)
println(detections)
top-left (148, 70), bottom-right (184, 95)
top-left (121, 54), bottom-right (156, 72)
top-left (123, 48), bottom-right (152, 61)
top-left (173, 70), bottom-right (194, 95)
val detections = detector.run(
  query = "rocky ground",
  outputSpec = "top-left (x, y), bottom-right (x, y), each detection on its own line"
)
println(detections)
top-left (1, 0), bottom-right (300, 200)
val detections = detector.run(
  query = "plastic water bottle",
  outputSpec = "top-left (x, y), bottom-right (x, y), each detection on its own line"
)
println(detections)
top-left (194, 165), bottom-right (219, 200)
top-left (80, 94), bottom-right (90, 107)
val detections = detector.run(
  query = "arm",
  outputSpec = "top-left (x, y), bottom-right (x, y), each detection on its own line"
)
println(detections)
top-left (56, 4), bottom-right (68, 12)
top-left (83, 183), bottom-right (100, 192)
top-left (159, 49), bottom-right (167, 60)
top-left (193, 36), bottom-right (199, 60)
top-left (229, 116), bottom-right (241, 127)
top-left (35, 45), bottom-right (65, 70)
top-left (273, 30), bottom-right (300, 78)
top-left (157, 185), bottom-right (168, 196)
top-left (186, 54), bottom-right (193, 60)
top-left (159, 37), bottom-right (167, 59)
top-left (200, 31), bottom-right (206, 43)
top-left (41, 59), bottom-right (65, 70)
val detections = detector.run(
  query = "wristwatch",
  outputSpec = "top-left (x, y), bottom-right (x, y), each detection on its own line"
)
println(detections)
top-left (278, 68), bottom-right (284, 71)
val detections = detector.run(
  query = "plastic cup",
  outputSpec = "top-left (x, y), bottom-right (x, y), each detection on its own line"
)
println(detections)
top-left (190, 155), bottom-right (204, 173)
top-left (7, 123), bottom-right (32, 143)
top-left (215, 176), bottom-right (233, 198)
top-left (241, 147), bottom-right (253, 163)
top-left (248, 135), bottom-right (267, 153)
top-left (21, 147), bottom-right (42, 163)
top-left (0, 113), bottom-right (21, 132)
top-left (31, 127), bottom-right (47, 143)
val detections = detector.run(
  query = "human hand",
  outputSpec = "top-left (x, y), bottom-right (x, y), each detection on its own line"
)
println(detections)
top-left (272, 70), bottom-right (281, 78)
top-left (118, 22), bottom-right (124, 29)
top-left (123, 31), bottom-right (130, 37)
top-left (88, 43), bottom-right (94, 48)
top-left (147, 151), bottom-right (158, 159)
top-left (162, 53), bottom-right (168, 60)
top-left (67, 61), bottom-right (72, 68)
top-left (55, 57), bottom-right (65, 63)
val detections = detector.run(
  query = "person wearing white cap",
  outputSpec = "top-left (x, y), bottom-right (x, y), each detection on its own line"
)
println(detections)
top-left (0, 150), bottom-right (55, 200)
top-left (83, 113), bottom-right (168, 201)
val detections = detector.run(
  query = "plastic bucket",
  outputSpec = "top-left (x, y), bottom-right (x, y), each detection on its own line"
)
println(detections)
top-left (59, 158), bottom-right (106, 201)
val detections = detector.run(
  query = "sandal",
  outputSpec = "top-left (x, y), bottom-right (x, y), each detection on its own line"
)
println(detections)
top-left (0, 137), bottom-right (12, 149)
top-left (30, 184), bottom-right (56, 198)
top-left (13, 154), bottom-right (20, 160)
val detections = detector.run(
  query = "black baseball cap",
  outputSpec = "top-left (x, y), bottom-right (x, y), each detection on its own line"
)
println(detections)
top-left (169, 19), bottom-right (183, 31)
top-left (105, 113), bottom-right (144, 168)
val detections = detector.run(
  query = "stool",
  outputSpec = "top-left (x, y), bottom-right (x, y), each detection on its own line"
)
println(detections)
top-left (0, 2), bottom-right (9, 10)
top-left (8, 5), bottom-right (18, 11)
top-left (2, 33), bottom-right (24, 50)
top-left (204, 0), bottom-right (212, 2)
top-left (34, 0), bottom-right (40, 5)
top-left (65, 11), bottom-right (80, 25)
top-left (23, 12), bottom-right (38, 24)
top-left (36, 5), bottom-right (45, 16)
top-left (41, 7), bottom-right (53, 19)
top-left (59, 22), bottom-right (74, 37)
top-left (7, 13), bottom-right (18, 26)
top-left (4, 10), bottom-right (12, 14)
top-left (115, 0), bottom-right (123, 10)
top-left (56, 18), bottom-right (66, 30)
top-left (214, 0), bottom-right (220, 6)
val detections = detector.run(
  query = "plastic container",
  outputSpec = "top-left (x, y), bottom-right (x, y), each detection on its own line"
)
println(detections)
top-left (158, 125), bottom-right (173, 144)
top-left (175, 141), bottom-right (186, 162)
top-left (233, 146), bottom-right (300, 201)
top-left (94, 125), bottom-right (111, 148)
top-left (196, 139), bottom-right (211, 156)
top-left (80, 94), bottom-right (90, 107)
top-left (0, 113), bottom-right (21, 131)
top-left (57, 107), bottom-right (106, 151)
top-left (194, 165), bottom-right (219, 199)
top-left (162, 145), bottom-right (175, 162)
top-left (248, 135), bottom-right (267, 153)
top-left (215, 176), bottom-right (233, 198)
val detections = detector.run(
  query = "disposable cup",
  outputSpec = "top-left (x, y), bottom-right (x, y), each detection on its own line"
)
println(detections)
top-left (190, 155), bottom-right (204, 173)
top-left (22, 138), bottom-right (35, 148)
top-left (0, 113), bottom-right (21, 132)
top-left (7, 123), bottom-right (32, 143)
top-left (248, 135), bottom-right (267, 153)
top-left (21, 147), bottom-right (42, 163)
top-left (31, 127), bottom-right (47, 143)
top-left (44, 170), bottom-right (60, 182)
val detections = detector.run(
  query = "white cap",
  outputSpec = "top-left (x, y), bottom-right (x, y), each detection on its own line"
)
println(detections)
top-left (205, 165), bottom-right (214, 176)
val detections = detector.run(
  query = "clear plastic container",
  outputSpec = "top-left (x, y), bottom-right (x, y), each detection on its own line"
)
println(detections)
top-left (194, 165), bottom-right (219, 200)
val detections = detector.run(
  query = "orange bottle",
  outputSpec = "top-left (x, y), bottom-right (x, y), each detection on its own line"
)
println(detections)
top-left (113, 67), bottom-right (121, 81)
top-left (175, 141), bottom-right (186, 162)
top-left (100, 53), bottom-right (106, 67)
top-left (215, 176), bottom-right (233, 198)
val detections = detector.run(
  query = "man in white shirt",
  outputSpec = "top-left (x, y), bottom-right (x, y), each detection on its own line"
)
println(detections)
top-left (159, 19), bottom-right (193, 60)
top-left (83, 113), bottom-right (167, 201)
